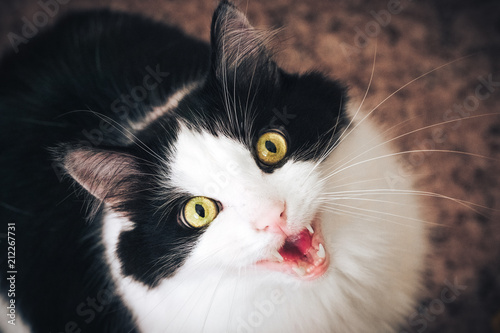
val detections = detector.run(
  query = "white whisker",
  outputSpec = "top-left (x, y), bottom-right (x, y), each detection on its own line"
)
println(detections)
top-left (322, 201), bottom-right (442, 227)
top-left (332, 54), bottom-right (474, 153)
top-left (324, 148), bottom-right (496, 184)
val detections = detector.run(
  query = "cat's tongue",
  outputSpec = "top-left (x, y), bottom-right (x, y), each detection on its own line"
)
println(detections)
top-left (264, 222), bottom-right (329, 280)
top-left (278, 230), bottom-right (312, 261)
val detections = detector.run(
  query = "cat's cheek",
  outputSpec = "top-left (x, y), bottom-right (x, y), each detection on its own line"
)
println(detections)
top-left (257, 160), bottom-right (327, 241)
top-left (316, 107), bottom-right (427, 294)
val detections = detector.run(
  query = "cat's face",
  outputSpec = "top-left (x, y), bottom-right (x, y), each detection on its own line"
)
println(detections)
top-left (167, 125), bottom-right (329, 279)
top-left (60, 2), bottom-right (347, 286)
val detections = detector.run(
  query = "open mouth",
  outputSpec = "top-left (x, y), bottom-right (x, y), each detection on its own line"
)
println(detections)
top-left (258, 218), bottom-right (329, 280)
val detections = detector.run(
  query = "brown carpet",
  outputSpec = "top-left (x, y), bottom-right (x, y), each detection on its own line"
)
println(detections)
top-left (1, 0), bottom-right (499, 332)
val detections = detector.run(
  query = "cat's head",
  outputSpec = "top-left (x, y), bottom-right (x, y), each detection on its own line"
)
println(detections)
top-left (57, 1), bottom-right (347, 286)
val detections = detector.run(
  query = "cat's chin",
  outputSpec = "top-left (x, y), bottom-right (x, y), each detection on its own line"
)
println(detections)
top-left (257, 218), bottom-right (330, 281)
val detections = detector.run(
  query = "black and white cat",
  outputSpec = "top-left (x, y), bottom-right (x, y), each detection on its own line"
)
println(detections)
top-left (0, 1), bottom-right (426, 332)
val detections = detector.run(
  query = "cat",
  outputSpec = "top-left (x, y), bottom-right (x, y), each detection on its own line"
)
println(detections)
top-left (0, 1), bottom-right (426, 332)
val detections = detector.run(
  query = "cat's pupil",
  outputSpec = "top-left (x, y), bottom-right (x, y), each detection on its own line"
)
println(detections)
top-left (265, 140), bottom-right (277, 153)
top-left (195, 204), bottom-right (205, 218)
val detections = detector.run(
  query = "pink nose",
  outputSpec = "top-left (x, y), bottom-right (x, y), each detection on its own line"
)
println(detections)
top-left (254, 202), bottom-right (287, 234)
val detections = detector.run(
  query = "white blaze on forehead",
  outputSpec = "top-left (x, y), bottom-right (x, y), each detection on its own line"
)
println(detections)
top-left (167, 125), bottom-right (322, 213)
top-left (168, 125), bottom-right (249, 199)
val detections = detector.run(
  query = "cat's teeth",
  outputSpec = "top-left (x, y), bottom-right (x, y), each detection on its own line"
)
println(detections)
top-left (317, 244), bottom-right (325, 259)
top-left (292, 266), bottom-right (306, 277)
top-left (306, 225), bottom-right (314, 234)
top-left (314, 258), bottom-right (325, 266)
top-left (271, 250), bottom-right (284, 262)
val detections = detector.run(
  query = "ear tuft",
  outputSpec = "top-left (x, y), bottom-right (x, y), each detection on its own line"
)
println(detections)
top-left (53, 144), bottom-right (144, 206)
top-left (210, 1), bottom-right (278, 82)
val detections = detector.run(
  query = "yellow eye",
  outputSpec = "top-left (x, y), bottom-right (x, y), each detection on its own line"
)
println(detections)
top-left (256, 131), bottom-right (288, 165)
top-left (180, 196), bottom-right (220, 229)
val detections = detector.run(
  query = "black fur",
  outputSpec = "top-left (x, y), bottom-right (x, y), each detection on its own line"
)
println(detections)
top-left (0, 2), bottom-right (347, 332)
top-left (0, 9), bottom-right (209, 333)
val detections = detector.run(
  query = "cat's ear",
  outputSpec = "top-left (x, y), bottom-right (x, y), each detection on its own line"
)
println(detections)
top-left (210, 1), bottom-right (278, 84)
top-left (55, 145), bottom-right (144, 205)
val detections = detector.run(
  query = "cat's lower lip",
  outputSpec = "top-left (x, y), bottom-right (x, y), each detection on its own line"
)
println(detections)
top-left (257, 219), bottom-right (330, 280)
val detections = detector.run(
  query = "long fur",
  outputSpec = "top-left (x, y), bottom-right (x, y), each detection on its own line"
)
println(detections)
top-left (0, 2), bottom-right (425, 332)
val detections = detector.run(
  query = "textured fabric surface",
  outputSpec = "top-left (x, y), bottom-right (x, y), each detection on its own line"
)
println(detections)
top-left (1, 0), bottom-right (499, 332)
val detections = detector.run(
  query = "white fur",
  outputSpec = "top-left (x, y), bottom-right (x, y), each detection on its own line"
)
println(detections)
top-left (103, 105), bottom-right (426, 333)
top-left (124, 81), bottom-right (201, 142)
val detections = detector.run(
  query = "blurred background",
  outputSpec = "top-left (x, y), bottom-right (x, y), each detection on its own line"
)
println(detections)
top-left (1, 0), bottom-right (499, 332)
